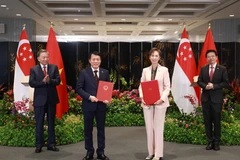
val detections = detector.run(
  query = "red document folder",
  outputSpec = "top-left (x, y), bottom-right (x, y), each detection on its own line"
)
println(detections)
top-left (96, 81), bottom-right (114, 102)
top-left (141, 80), bottom-right (160, 105)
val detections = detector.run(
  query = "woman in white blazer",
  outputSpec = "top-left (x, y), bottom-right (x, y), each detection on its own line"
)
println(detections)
top-left (139, 48), bottom-right (170, 160)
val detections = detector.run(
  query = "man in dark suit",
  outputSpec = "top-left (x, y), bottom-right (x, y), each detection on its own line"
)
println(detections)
top-left (197, 49), bottom-right (229, 151)
top-left (29, 49), bottom-right (60, 153)
top-left (76, 51), bottom-right (110, 160)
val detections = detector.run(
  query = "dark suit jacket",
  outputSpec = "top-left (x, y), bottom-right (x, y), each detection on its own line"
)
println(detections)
top-left (29, 64), bottom-right (60, 107)
top-left (197, 64), bottom-right (229, 103)
top-left (76, 67), bottom-right (110, 112)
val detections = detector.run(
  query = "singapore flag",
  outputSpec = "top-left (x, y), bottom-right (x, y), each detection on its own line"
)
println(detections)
top-left (13, 27), bottom-right (35, 102)
top-left (171, 28), bottom-right (198, 114)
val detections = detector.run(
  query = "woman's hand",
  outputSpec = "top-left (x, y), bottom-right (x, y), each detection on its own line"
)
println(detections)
top-left (154, 99), bottom-right (163, 105)
top-left (141, 98), bottom-right (151, 107)
top-left (141, 98), bottom-right (146, 105)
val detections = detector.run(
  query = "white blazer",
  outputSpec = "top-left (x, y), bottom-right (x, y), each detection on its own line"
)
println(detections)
top-left (139, 64), bottom-right (170, 109)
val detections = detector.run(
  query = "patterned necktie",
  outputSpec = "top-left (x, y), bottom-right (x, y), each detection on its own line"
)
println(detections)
top-left (43, 65), bottom-right (47, 76)
top-left (209, 65), bottom-right (214, 81)
top-left (94, 70), bottom-right (99, 82)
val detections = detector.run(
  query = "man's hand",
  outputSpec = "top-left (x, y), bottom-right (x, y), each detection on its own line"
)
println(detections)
top-left (206, 83), bottom-right (214, 90)
top-left (89, 95), bottom-right (98, 102)
top-left (43, 75), bottom-right (50, 83)
top-left (103, 100), bottom-right (110, 104)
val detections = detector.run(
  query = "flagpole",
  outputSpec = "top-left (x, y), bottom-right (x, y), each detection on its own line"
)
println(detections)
top-left (49, 21), bottom-right (54, 28)
top-left (23, 24), bottom-right (26, 30)
top-left (208, 23), bottom-right (211, 29)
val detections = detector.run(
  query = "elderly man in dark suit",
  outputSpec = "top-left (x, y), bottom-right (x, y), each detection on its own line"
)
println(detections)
top-left (197, 49), bottom-right (229, 151)
top-left (76, 51), bottom-right (110, 160)
top-left (29, 49), bottom-right (60, 153)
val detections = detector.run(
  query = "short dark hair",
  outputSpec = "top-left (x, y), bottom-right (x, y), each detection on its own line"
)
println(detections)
top-left (37, 49), bottom-right (48, 57)
top-left (88, 51), bottom-right (101, 59)
top-left (205, 49), bottom-right (217, 57)
top-left (149, 48), bottom-right (161, 57)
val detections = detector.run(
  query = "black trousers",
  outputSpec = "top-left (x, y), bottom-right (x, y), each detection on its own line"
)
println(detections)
top-left (34, 102), bottom-right (56, 148)
top-left (83, 108), bottom-right (106, 155)
top-left (202, 99), bottom-right (222, 144)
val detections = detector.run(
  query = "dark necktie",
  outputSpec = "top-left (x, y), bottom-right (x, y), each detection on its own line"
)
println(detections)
top-left (209, 65), bottom-right (214, 81)
top-left (94, 70), bottom-right (99, 82)
top-left (43, 65), bottom-right (47, 76)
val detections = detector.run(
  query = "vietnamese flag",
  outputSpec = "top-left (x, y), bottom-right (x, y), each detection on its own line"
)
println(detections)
top-left (197, 27), bottom-right (218, 75)
top-left (46, 27), bottom-right (69, 119)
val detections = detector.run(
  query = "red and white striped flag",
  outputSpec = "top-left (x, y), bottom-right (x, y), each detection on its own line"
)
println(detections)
top-left (13, 26), bottom-right (35, 101)
top-left (171, 28), bottom-right (198, 114)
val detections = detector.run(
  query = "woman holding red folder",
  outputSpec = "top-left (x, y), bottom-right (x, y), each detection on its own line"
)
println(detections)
top-left (139, 48), bottom-right (171, 160)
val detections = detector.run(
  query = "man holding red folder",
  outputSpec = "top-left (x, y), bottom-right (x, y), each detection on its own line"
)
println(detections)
top-left (76, 51), bottom-right (110, 160)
